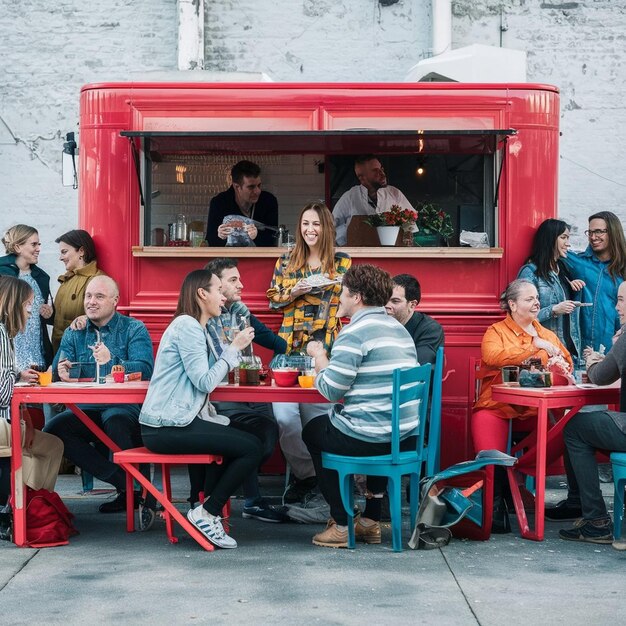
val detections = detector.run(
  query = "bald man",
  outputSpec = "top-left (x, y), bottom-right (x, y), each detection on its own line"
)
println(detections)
top-left (332, 154), bottom-right (414, 246)
top-left (44, 275), bottom-right (155, 518)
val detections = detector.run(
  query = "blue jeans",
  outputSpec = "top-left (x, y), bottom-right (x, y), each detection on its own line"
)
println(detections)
top-left (44, 405), bottom-right (142, 490)
top-left (563, 410), bottom-right (626, 520)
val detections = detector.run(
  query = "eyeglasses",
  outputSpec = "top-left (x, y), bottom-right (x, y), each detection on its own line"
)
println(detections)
top-left (584, 229), bottom-right (608, 238)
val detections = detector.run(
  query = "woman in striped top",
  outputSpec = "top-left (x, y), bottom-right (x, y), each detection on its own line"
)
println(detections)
top-left (0, 276), bottom-right (63, 506)
top-left (266, 202), bottom-right (351, 502)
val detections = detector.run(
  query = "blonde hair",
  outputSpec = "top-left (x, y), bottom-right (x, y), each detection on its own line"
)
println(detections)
top-left (2, 224), bottom-right (38, 255)
top-left (0, 275), bottom-right (33, 338)
top-left (285, 202), bottom-right (336, 276)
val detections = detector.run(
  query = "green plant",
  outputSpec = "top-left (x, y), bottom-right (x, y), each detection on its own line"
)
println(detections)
top-left (364, 204), bottom-right (417, 228)
top-left (415, 203), bottom-right (454, 240)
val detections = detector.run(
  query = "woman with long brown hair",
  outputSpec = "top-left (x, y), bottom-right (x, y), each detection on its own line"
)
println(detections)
top-left (0, 276), bottom-right (63, 507)
top-left (139, 269), bottom-right (263, 549)
top-left (266, 202), bottom-right (351, 504)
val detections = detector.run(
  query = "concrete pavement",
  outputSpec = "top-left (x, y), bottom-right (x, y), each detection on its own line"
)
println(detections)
top-left (1, 472), bottom-right (623, 625)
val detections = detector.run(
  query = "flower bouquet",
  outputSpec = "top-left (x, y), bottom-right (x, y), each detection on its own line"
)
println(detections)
top-left (364, 204), bottom-right (417, 228)
top-left (414, 203), bottom-right (454, 241)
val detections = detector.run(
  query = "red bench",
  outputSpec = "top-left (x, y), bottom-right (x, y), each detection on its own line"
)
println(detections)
top-left (113, 447), bottom-right (230, 552)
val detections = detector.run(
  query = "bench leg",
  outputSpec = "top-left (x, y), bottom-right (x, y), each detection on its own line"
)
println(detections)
top-left (161, 464), bottom-right (178, 544)
top-left (118, 461), bottom-right (215, 552)
top-left (125, 469), bottom-right (135, 533)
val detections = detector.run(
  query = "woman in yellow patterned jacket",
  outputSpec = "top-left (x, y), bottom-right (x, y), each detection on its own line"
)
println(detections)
top-left (266, 202), bottom-right (351, 504)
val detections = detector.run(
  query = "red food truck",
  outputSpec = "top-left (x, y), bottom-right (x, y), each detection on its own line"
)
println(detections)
top-left (78, 81), bottom-right (560, 467)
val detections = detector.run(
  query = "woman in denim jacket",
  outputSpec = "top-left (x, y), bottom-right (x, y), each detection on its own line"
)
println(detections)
top-left (563, 211), bottom-right (626, 352)
top-left (140, 269), bottom-right (263, 549)
top-left (518, 219), bottom-right (583, 365)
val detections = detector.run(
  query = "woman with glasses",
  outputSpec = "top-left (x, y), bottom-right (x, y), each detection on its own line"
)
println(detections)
top-left (564, 211), bottom-right (626, 352)
top-left (517, 219), bottom-right (584, 365)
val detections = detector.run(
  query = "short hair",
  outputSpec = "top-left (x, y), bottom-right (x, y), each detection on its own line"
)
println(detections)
top-left (342, 264), bottom-right (393, 307)
top-left (2, 224), bottom-right (38, 255)
top-left (0, 275), bottom-right (33, 338)
top-left (86, 275), bottom-right (119, 299)
top-left (500, 279), bottom-right (535, 313)
top-left (231, 160), bottom-right (261, 186)
top-left (175, 269), bottom-right (214, 322)
top-left (204, 258), bottom-right (238, 279)
top-left (354, 154), bottom-right (379, 167)
top-left (588, 211), bottom-right (626, 280)
top-left (392, 274), bottom-right (421, 304)
top-left (55, 229), bottom-right (97, 264)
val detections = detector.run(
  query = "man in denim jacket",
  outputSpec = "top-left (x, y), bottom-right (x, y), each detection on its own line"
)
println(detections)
top-left (44, 276), bottom-right (154, 514)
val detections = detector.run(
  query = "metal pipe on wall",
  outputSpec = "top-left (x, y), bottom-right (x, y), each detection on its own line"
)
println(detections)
top-left (432, 0), bottom-right (452, 57)
top-left (178, 0), bottom-right (204, 70)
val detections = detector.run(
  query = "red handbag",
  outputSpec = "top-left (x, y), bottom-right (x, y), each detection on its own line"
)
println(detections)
top-left (23, 488), bottom-right (79, 547)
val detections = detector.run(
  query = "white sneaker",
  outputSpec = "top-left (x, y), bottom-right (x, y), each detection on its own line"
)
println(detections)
top-left (187, 504), bottom-right (237, 549)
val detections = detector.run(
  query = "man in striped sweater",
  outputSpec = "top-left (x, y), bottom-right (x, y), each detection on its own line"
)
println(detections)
top-left (302, 264), bottom-right (418, 548)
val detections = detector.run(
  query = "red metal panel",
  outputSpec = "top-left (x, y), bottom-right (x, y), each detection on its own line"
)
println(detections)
top-left (79, 82), bottom-right (560, 465)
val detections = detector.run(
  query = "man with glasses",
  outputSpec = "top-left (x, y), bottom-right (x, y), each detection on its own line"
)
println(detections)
top-left (563, 211), bottom-right (626, 351)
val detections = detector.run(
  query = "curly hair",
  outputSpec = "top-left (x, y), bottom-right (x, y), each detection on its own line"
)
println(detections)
top-left (342, 264), bottom-right (393, 307)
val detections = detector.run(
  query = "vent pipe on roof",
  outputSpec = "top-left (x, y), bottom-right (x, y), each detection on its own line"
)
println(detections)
top-left (178, 0), bottom-right (205, 70)
top-left (432, 0), bottom-right (452, 57)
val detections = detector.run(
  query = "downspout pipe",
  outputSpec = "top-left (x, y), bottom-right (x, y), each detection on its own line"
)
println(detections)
top-left (432, 0), bottom-right (452, 57)
top-left (178, 0), bottom-right (204, 70)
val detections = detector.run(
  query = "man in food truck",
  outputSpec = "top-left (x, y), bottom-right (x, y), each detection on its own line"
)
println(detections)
top-left (333, 154), bottom-right (414, 246)
top-left (206, 160), bottom-right (279, 247)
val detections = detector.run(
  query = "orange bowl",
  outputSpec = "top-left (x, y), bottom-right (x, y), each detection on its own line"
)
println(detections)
top-left (272, 369), bottom-right (299, 387)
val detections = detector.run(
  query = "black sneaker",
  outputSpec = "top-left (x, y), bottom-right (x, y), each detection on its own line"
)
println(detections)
top-left (559, 517), bottom-right (613, 544)
top-left (98, 490), bottom-right (141, 513)
top-left (138, 502), bottom-right (156, 531)
top-left (545, 500), bottom-right (583, 521)
top-left (242, 499), bottom-right (288, 523)
top-left (283, 476), bottom-right (317, 504)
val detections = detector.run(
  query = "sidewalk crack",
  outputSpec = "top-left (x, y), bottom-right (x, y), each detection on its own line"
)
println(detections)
top-left (0, 550), bottom-right (40, 593)
top-left (440, 549), bottom-right (481, 624)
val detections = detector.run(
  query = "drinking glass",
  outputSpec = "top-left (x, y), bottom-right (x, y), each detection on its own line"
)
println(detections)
top-left (501, 366), bottom-right (520, 385)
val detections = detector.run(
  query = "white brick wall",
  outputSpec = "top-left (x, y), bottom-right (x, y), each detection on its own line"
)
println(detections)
top-left (1, 0), bottom-right (624, 285)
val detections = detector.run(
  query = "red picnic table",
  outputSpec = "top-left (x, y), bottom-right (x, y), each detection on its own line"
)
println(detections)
top-left (491, 381), bottom-right (620, 541)
top-left (10, 381), bottom-right (326, 548)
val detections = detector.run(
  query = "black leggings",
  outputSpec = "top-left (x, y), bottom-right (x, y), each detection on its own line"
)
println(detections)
top-left (141, 418), bottom-right (264, 517)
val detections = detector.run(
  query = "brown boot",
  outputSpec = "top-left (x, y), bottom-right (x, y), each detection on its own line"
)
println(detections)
top-left (355, 518), bottom-right (381, 544)
top-left (312, 519), bottom-right (348, 548)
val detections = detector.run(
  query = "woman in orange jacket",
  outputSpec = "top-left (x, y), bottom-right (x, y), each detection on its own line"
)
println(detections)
top-left (472, 279), bottom-right (573, 531)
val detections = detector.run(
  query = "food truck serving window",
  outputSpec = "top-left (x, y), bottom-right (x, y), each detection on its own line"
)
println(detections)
top-left (120, 129), bottom-right (515, 249)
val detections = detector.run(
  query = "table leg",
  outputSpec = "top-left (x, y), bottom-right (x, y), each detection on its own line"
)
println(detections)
top-left (10, 396), bottom-right (26, 547)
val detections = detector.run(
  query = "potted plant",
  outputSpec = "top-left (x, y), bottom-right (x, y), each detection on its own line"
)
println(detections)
top-left (364, 204), bottom-right (418, 246)
top-left (413, 203), bottom-right (454, 246)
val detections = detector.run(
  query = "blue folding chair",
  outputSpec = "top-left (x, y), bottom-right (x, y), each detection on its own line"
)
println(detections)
top-left (611, 452), bottom-right (626, 541)
top-left (424, 346), bottom-right (444, 477)
top-left (321, 363), bottom-right (432, 552)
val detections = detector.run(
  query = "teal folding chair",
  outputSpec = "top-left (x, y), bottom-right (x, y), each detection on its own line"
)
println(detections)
top-left (322, 363), bottom-right (432, 552)
top-left (424, 346), bottom-right (444, 476)
top-left (610, 452), bottom-right (626, 541)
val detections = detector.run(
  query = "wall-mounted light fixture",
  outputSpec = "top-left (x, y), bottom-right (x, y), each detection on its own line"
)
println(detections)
top-left (415, 157), bottom-right (427, 177)
top-left (62, 131), bottom-right (78, 189)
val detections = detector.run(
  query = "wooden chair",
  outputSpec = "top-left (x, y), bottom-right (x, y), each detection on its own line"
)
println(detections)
top-left (113, 447), bottom-right (230, 552)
